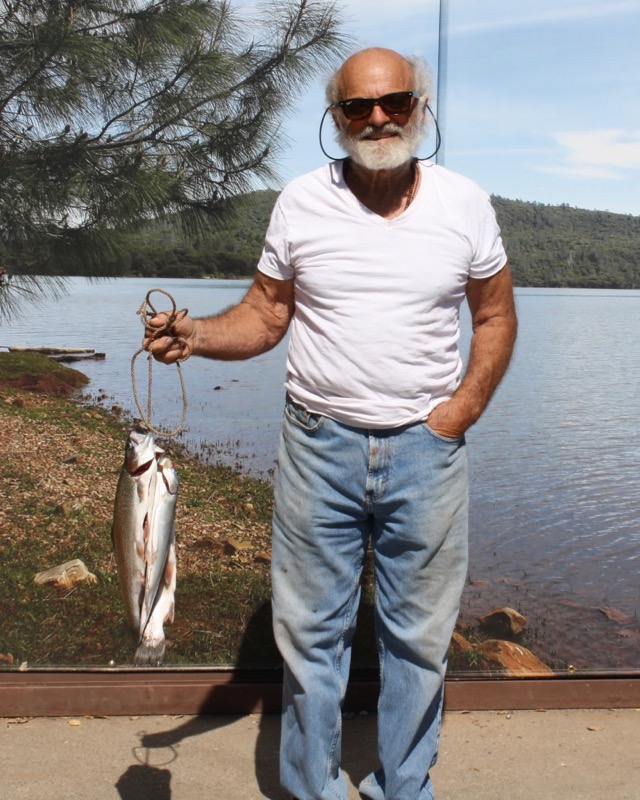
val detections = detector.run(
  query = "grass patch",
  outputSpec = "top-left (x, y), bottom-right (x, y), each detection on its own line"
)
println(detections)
top-left (0, 354), bottom-right (280, 667)
top-left (0, 351), bottom-right (89, 393)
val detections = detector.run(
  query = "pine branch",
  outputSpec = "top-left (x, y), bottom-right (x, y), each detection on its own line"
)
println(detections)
top-left (0, 0), bottom-right (352, 317)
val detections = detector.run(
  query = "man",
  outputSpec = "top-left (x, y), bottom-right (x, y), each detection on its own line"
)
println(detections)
top-left (146, 47), bottom-right (517, 800)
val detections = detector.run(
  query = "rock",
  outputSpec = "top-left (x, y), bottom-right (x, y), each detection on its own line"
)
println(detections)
top-left (497, 576), bottom-right (523, 588)
top-left (254, 551), bottom-right (272, 564)
top-left (449, 630), bottom-right (554, 677)
top-left (194, 536), bottom-right (225, 554)
top-left (478, 606), bottom-right (528, 638)
top-left (597, 606), bottom-right (632, 624)
top-left (450, 631), bottom-right (475, 653)
top-left (476, 640), bottom-right (555, 677)
top-left (558, 599), bottom-right (582, 608)
top-left (222, 538), bottom-right (252, 555)
top-left (616, 630), bottom-right (640, 640)
top-left (34, 559), bottom-right (98, 589)
top-left (55, 501), bottom-right (78, 516)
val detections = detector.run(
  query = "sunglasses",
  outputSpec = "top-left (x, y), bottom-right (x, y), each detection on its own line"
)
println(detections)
top-left (332, 91), bottom-right (417, 121)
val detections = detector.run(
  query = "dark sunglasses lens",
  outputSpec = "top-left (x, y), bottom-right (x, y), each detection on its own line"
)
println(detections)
top-left (340, 93), bottom-right (414, 120)
top-left (342, 99), bottom-right (373, 120)
top-left (381, 93), bottom-right (413, 114)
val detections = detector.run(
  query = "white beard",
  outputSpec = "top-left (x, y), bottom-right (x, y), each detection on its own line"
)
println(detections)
top-left (337, 116), bottom-right (426, 170)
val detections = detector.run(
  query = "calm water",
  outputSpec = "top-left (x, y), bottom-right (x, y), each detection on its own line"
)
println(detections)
top-left (3, 278), bottom-right (640, 670)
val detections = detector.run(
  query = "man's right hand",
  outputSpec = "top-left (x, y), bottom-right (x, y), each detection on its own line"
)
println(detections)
top-left (143, 309), bottom-right (196, 364)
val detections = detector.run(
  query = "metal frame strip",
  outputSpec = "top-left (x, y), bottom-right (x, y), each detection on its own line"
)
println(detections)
top-left (1, 671), bottom-right (639, 717)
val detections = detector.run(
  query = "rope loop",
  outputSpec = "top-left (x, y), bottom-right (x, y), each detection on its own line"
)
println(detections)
top-left (131, 289), bottom-right (189, 438)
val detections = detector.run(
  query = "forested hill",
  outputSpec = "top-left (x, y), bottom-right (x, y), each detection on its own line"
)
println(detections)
top-left (491, 196), bottom-right (640, 288)
top-left (125, 190), bottom-right (640, 289)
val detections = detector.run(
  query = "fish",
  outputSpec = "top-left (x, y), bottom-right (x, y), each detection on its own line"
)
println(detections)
top-left (112, 429), bottom-right (179, 666)
top-left (136, 453), bottom-right (178, 665)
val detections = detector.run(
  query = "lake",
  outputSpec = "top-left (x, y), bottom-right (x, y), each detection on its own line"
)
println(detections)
top-left (2, 277), bottom-right (639, 671)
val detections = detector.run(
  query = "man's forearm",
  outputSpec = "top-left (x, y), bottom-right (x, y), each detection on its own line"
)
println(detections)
top-left (450, 314), bottom-right (517, 426)
top-left (191, 299), bottom-right (285, 360)
top-left (427, 266), bottom-right (517, 438)
top-left (145, 272), bottom-right (294, 365)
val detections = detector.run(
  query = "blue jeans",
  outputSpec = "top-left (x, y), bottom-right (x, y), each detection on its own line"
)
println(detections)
top-left (271, 397), bottom-right (469, 800)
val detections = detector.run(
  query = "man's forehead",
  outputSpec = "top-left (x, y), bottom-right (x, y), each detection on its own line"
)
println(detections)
top-left (337, 48), bottom-right (413, 97)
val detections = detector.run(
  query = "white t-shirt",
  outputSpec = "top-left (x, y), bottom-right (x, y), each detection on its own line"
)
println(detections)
top-left (257, 160), bottom-right (507, 429)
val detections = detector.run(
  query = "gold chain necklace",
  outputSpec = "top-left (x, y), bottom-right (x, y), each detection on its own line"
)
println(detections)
top-left (403, 159), bottom-right (419, 210)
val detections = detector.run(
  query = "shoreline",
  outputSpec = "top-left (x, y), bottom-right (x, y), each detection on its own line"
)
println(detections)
top-left (1, 352), bottom-right (637, 676)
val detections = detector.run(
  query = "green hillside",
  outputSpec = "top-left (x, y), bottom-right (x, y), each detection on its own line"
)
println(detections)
top-left (123, 191), bottom-right (279, 280)
top-left (492, 197), bottom-right (640, 288)
top-left (119, 191), bottom-right (640, 289)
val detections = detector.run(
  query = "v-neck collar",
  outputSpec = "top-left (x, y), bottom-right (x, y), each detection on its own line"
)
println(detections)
top-left (333, 159), bottom-right (431, 226)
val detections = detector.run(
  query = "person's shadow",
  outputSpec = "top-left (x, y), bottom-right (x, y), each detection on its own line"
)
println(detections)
top-left (115, 598), bottom-right (379, 799)
top-left (116, 762), bottom-right (173, 800)
top-left (115, 602), bottom-right (283, 799)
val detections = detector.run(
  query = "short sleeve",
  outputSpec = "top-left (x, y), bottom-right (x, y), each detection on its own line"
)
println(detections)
top-left (470, 196), bottom-right (508, 280)
top-left (257, 198), bottom-right (295, 281)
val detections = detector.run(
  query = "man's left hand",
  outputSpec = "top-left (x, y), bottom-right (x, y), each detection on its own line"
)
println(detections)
top-left (426, 398), bottom-right (474, 440)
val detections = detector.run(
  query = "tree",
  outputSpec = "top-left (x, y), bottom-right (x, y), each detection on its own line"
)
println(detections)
top-left (0, 0), bottom-right (348, 320)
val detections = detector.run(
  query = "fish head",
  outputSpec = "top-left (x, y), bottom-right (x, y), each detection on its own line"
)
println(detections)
top-left (124, 429), bottom-right (162, 476)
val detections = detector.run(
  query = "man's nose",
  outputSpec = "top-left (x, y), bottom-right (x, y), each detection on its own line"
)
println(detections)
top-left (367, 102), bottom-right (392, 125)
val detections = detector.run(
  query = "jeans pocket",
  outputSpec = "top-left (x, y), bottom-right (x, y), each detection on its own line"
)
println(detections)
top-left (284, 396), bottom-right (325, 433)
top-left (423, 421), bottom-right (465, 445)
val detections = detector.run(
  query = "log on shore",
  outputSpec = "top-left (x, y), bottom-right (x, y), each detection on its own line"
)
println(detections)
top-left (48, 352), bottom-right (106, 363)
top-left (7, 346), bottom-right (95, 355)
top-left (4, 346), bottom-right (106, 362)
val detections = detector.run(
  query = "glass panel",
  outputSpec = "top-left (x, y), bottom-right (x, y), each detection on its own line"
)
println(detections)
top-left (1, 2), bottom-right (639, 680)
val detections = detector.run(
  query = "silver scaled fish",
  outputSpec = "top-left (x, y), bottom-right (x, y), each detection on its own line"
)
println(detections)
top-left (112, 429), bottom-right (178, 665)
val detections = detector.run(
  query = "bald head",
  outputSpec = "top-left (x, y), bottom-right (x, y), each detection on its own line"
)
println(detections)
top-left (326, 48), bottom-right (432, 105)
top-left (335, 49), bottom-right (414, 102)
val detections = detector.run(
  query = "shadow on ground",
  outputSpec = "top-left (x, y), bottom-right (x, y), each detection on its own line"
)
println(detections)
top-left (114, 600), bottom-right (379, 798)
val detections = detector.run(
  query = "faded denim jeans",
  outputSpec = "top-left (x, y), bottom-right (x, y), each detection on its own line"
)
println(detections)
top-left (271, 397), bottom-right (469, 800)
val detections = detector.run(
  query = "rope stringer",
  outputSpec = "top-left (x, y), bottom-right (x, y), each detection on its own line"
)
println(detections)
top-left (131, 288), bottom-right (190, 438)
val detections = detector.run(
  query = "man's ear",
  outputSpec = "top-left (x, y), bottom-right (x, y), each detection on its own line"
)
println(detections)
top-left (330, 108), bottom-right (344, 130)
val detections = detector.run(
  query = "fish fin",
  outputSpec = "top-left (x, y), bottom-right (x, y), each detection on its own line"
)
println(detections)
top-left (163, 546), bottom-right (177, 587)
top-left (134, 640), bottom-right (165, 667)
top-left (143, 511), bottom-right (150, 546)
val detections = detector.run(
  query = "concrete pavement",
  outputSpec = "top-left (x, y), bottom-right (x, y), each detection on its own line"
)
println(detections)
top-left (2, 708), bottom-right (639, 799)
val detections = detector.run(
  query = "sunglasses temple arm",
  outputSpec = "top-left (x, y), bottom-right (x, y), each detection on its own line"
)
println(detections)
top-left (418, 102), bottom-right (442, 162)
top-left (318, 106), bottom-right (344, 161)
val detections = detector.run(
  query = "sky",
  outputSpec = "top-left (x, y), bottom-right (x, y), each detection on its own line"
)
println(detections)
top-left (245, 0), bottom-right (640, 216)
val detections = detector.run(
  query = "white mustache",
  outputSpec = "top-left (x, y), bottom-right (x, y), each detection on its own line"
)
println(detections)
top-left (356, 123), bottom-right (404, 141)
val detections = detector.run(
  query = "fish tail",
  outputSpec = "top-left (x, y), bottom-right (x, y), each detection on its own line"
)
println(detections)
top-left (134, 640), bottom-right (166, 667)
